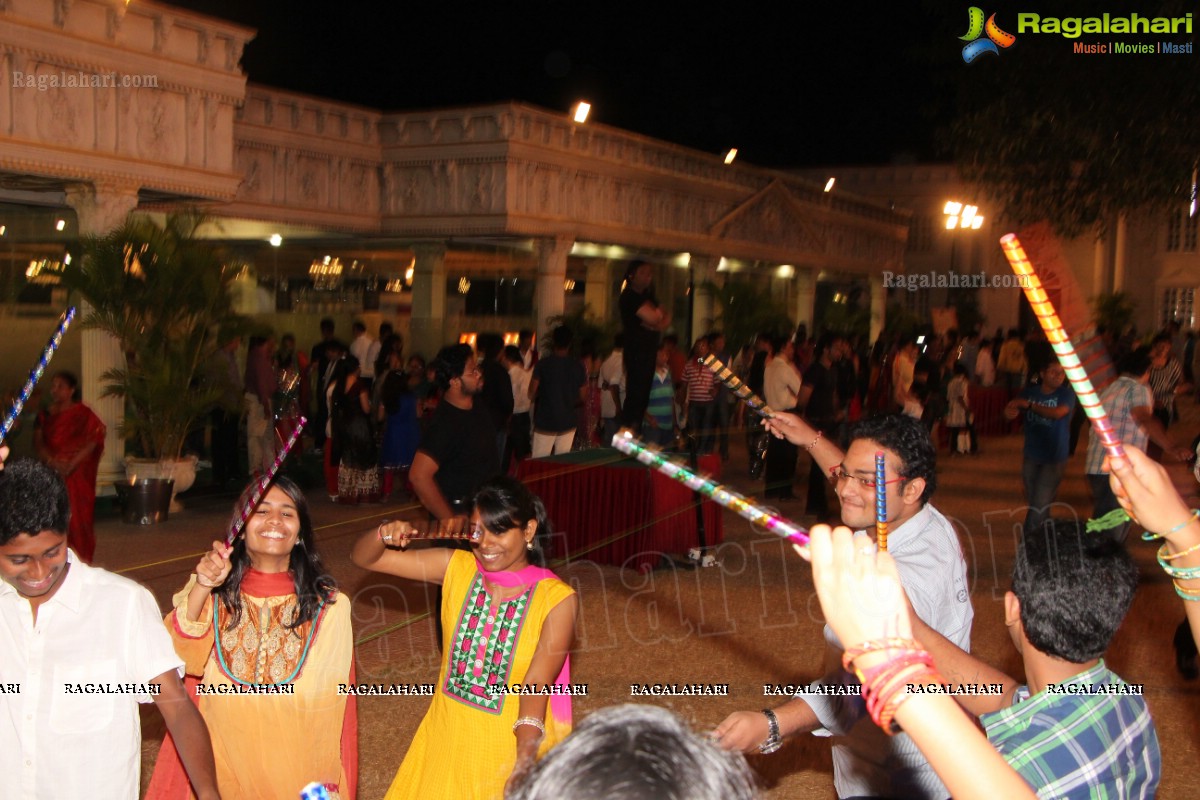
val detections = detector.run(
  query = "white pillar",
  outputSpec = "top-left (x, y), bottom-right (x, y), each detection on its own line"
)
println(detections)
top-left (689, 256), bottom-right (718, 339)
top-left (1112, 213), bottom-right (1128, 293)
top-left (534, 237), bottom-right (572, 348)
top-left (869, 272), bottom-right (887, 345)
top-left (65, 182), bottom-right (139, 492)
top-left (408, 243), bottom-right (447, 360)
top-left (583, 258), bottom-right (611, 321)
top-left (794, 267), bottom-right (816, 332)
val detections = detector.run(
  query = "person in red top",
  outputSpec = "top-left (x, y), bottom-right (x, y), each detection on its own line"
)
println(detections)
top-left (34, 371), bottom-right (105, 562)
top-left (679, 337), bottom-right (718, 454)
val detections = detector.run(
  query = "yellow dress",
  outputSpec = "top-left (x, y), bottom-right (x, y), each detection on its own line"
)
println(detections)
top-left (384, 550), bottom-right (575, 800)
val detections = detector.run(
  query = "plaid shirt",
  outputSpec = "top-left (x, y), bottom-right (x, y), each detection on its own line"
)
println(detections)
top-left (981, 661), bottom-right (1160, 799)
top-left (1084, 377), bottom-right (1152, 475)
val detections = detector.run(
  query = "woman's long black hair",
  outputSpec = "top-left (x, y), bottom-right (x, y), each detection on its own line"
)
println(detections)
top-left (213, 475), bottom-right (337, 629)
top-left (472, 475), bottom-right (552, 567)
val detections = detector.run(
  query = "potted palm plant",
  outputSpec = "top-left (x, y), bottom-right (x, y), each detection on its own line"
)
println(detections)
top-left (64, 211), bottom-right (249, 512)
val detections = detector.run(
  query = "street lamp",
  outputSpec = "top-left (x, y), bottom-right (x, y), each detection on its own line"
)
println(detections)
top-left (943, 200), bottom-right (986, 273)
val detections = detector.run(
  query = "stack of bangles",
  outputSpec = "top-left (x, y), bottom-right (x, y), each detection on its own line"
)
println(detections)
top-left (1145, 509), bottom-right (1200, 601)
top-left (841, 638), bottom-right (943, 734)
top-left (512, 716), bottom-right (545, 739)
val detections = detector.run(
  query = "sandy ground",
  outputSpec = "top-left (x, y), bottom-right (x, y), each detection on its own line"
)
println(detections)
top-left (109, 402), bottom-right (1200, 799)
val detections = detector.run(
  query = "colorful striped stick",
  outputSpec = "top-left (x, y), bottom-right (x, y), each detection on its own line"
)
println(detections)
top-left (226, 416), bottom-right (307, 545)
top-left (0, 307), bottom-right (76, 446)
top-left (382, 520), bottom-right (483, 543)
top-left (875, 451), bottom-right (888, 552)
top-left (701, 354), bottom-right (775, 418)
top-left (612, 431), bottom-right (810, 557)
top-left (1000, 234), bottom-right (1124, 461)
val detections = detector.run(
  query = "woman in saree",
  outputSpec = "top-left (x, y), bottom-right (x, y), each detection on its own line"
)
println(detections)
top-left (34, 370), bottom-right (104, 562)
top-left (353, 475), bottom-right (576, 799)
top-left (147, 476), bottom-right (356, 799)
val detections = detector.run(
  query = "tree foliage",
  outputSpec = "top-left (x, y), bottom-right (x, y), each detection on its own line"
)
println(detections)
top-left (948, 0), bottom-right (1199, 236)
top-left (64, 211), bottom-right (250, 460)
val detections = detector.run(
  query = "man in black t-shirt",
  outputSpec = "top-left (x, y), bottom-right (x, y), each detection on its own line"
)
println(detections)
top-left (410, 344), bottom-right (499, 520)
top-left (799, 333), bottom-right (843, 520)
top-left (619, 260), bottom-right (671, 433)
top-left (529, 326), bottom-right (587, 457)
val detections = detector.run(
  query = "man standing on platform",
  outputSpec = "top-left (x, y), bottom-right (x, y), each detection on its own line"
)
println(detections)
top-left (309, 318), bottom-right (342, 450)
top-left (243, 334), bottom-right (278, 475)
top-left (502, 345), bottom-right (532, 471)
top-left (715, 413), bottom-right (972, 800)
top-left (207, 334), bottom-right (243, 489)
top-left (618, 260), bottom-right (671, 434)
top-left (476, 333), bottom-right (514, 466)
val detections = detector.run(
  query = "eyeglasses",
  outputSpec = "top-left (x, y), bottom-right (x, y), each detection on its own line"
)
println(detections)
top-left (829, 466), bottom-right (906, 489)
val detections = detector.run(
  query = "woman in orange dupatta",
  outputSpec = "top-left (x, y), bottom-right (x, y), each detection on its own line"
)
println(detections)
top-left (147, 476), bottom-right (357, 799)
top-left (34, 371), bottom-right (104, 563)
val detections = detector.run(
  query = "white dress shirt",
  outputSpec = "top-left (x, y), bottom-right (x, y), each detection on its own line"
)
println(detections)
top-left (0, 550), bottom-right (183, 800)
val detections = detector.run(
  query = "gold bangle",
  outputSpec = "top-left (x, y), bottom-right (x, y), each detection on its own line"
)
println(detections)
top-left (807, 431), bottom-right (823, 451)
top-left (1160, 538), bottom-right (1200, 562)
top-left (195, 573), bottom-right (218, 589)
top-left (1174, 579), bottom-right (1200, 596)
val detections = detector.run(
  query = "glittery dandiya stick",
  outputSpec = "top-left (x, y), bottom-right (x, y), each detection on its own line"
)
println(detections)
top-left (1000, 234), bottom-right (1124, 461)
top-left (0, 307), bottom-right (76, 446)
top-left (612, 431), bottom-right (810, 556)
top-left (875, 451), bottom-right (888, 552)
top-left (701, 354), bottom-right (775, 419)
top-left (226, 416), bottom-right (307, 545)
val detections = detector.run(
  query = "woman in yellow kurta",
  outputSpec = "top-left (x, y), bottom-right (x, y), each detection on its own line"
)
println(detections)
top-left (147, 477), bottom-right (357, 800)
top-left (353, 475), bottom-right (577, 799)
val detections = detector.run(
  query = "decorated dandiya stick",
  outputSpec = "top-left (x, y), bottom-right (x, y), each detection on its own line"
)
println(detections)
top-left (0, 307), bottom-right (76, 446)
top-left (701, 354), bottom-right (776, 418)
top-left (226, 416), bottom-right (307, 545)
top-left (999, 234), bottom-right (1125, 461)
top-left (875, 451), bottom-right (888, 552)
top-left (612, 431), bottom-right (810, 557)
top-left (388, 521), bottom-right (483, 543)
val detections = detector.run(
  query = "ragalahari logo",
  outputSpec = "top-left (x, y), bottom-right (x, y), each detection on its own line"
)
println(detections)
top-left (960, 7), bottom-right (1016, 62)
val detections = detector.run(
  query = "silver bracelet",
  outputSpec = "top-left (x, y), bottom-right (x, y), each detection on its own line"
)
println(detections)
top-left (512, 716), bottom-right (546, 737)
top-left (194, 573), bottom-right (218, 589)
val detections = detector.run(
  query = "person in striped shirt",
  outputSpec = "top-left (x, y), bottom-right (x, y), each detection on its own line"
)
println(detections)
top-left (680, 337), bottom-right (718, 454)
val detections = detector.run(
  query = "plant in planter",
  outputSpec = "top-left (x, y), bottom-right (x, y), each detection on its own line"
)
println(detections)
top-left (64, 211), bottom-right (249, 503)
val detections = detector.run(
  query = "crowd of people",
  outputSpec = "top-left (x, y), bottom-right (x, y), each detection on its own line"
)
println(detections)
top-left (8, 258), bottom-right (1200, 799)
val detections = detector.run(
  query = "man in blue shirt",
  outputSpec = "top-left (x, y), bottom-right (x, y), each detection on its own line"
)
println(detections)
top-left (1005, 362), bottom-right (1075, 534)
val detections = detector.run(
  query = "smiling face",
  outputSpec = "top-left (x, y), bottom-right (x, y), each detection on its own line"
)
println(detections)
top-left (471, 511), bottom-right (535, 574)
top-left (243, 486), bottom-right (301, 571)
top-left (834, 440), bottom-right (923, 532)
top-left (0, 529), bottom-right (70, 604)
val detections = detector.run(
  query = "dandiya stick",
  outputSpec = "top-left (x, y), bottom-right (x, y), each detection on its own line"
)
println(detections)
top-left (383, 520), bottom-right (483, 543)
top-left (1000, 234), bottom-right (1125, 461)
top-left (0, 307), bottom-right (76, 445)
top-left (226, 416), bottom-right (307, 545)
top-left (612, 431), bottom-right (810, 557)
top-left (701, 354), bottom-right (775, 418)
top-left (875, 451), bottom-right (888, 552)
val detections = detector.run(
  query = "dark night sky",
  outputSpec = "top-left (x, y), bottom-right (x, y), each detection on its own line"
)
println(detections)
top-left (165, 1), bottom-right (969, 168)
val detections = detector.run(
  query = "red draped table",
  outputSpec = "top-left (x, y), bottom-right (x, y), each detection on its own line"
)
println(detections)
top-left (518, 448), bottom-right (724, 572)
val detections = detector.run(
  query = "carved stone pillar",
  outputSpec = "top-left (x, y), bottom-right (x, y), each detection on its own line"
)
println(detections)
top-left (534, 237), bottom-right (573, 348)
top-left (583, 258), bottom-right (611, 321)
top-left (65, 182), bottom-right (139, 492)
top-left (689, 256), bottom-right (718, 339)
top-left (794, 267), bottom-right (816, 333)
top-left (869, 272), bottom-right (887, 346)
top-left (1112, 213), bottom-right (1128, 293)
top-left (409, 243), bottom-right (448, 361)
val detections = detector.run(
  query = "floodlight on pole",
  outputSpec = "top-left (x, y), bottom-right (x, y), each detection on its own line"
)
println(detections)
top-left (572, 102), bottom-right (591, 124)
top-left (824, 178), bottom-right (836, 193)
top-left (269, 233), bottom-right (283, 247)
top-left (724, 148), bottom-right (738, 165)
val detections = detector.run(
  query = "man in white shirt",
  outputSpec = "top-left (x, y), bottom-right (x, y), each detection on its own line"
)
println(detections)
top-left (0, 457), bottom-right (220, 800)
top-left (502, 345), bottom-right (533, 470)
top-left (716, 414), bottom-right (972, 799)
top-left (598, 334), bottom-right (627, 446)
top-left (348, 320), bottom-right (376, 388)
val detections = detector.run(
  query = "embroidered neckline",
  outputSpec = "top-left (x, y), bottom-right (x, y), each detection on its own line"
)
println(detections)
top-left (212, 595), bottom-right (326, 687)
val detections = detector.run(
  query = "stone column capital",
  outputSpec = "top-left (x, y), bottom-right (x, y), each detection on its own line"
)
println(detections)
top-left (64, 182), bottom-right (140, 235)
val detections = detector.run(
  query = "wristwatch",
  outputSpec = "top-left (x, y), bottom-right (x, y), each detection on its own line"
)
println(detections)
top-left (759, 708), bottom-right (782, 754)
